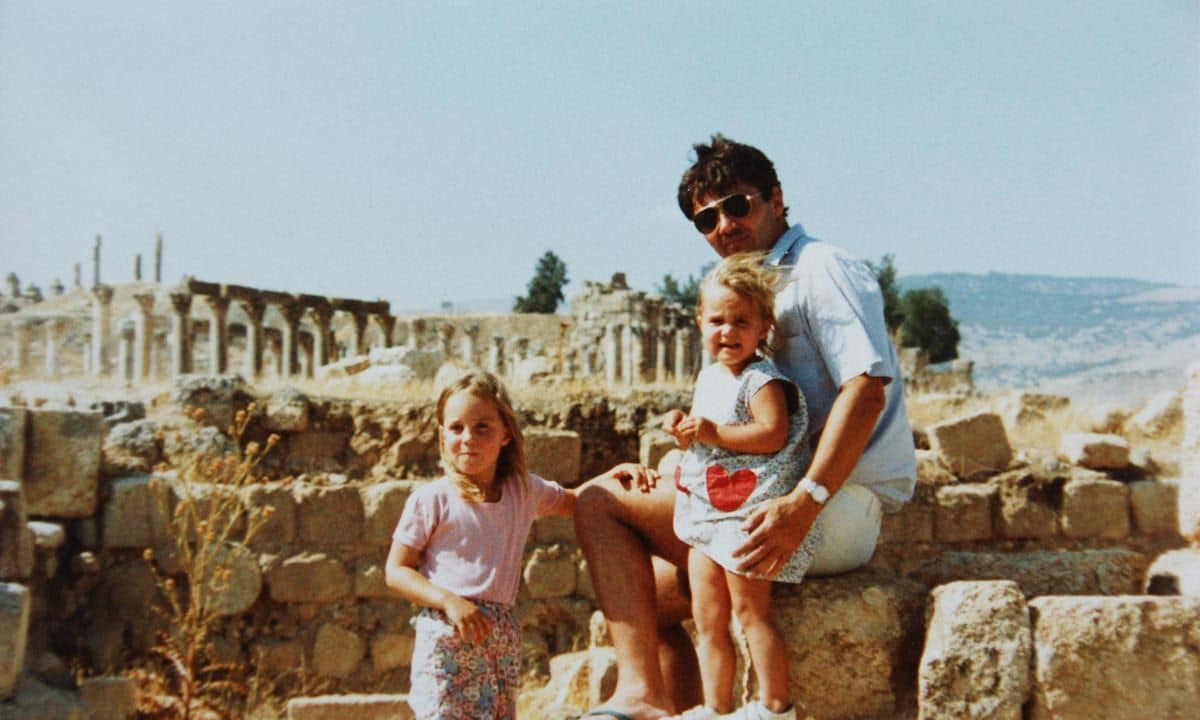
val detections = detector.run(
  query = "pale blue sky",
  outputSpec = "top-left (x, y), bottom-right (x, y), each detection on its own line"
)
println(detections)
top-left (2, 1), bottom-right (1197, 312)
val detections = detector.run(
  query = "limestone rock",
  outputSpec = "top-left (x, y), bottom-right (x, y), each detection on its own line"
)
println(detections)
top-left (197, 541), bottom-right (261, 617)
top-left (1061, 471), bottom-right (1130, 539)
top-left (24, 409), bottom-right (103, 518)
top-left (171, 374), bottom-right (252, 432)
top-left (523, 546), bottom-right (577, 599)
top-left (918, 580), bottom-right (1031, 720)
top-left (2, 673), bottom-right (89, 719)
top-left (910, 549), bottom-right (1146, 597)
top-left (0, 406), bottom-right (27, 479)
top-left (101, 474), bottom-right (171, 549)
top-left (526, 428), bottom-right (583, 487)
top-left (359, 481), bottom-right (414, 547)
top-left (101, 419), bottom-right (161, 475)
top-left (263, 386), bottom-right (311, 432)
top-left (934, 484), bottom-right (995, 542)
top-left (1129, 390), bottom-right (1182, 439)
top-left (916, 449), bottom-right (956, 486)
top-left (312, 623), bottom-right (365, 679)
top-left (1029, 596), bottom-right (1200, 720)
top-left (353, 559), bottom-right (389, 599)
top-left (990, 470), bottom-right (1059, 540)
top-left (295, 484), bottom-right (364, 545)
top-left (928, 412), bottom-right (1012, 479)
top-left (1145, 548), bottom-right (1200, 596)
top-left (1059, 432), bottom-right (1130, 470)
top-left (242, 481), bottom-right (296, 547)
top-left (370, 631), bottom-right (415, 674)
top-left (79, 675), bottom-right (139, 720)
top-left (997, 392), bottom-right (1069, 431)
top-left (0, 481), bottom-right (34, 580)
top-left (1, 582), bottom-right (31, 699)
top-left (287, 694), bottom-right (414, 720)
top-left (268, 552), bottom-right (351, 603)
top-left (1077, 402), bottom-right (1128, 434)
top-left (1129, 479), bottom-right (1178, 536)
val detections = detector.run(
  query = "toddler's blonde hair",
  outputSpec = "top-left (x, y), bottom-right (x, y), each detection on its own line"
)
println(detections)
top-left (697, 251), bottom-right (782, 355)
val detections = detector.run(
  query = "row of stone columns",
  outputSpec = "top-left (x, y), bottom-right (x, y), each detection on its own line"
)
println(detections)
top-left (601, 322), bottom-right (700, 386)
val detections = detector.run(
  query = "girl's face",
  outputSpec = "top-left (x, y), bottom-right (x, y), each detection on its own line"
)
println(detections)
top-left (698, 284), bottom-right (771, 374)
top-left (440, 390), bottom-right (511, 486)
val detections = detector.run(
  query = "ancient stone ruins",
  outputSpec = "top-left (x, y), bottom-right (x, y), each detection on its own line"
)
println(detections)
top-left (1, 245), bottom-right (1197, 719)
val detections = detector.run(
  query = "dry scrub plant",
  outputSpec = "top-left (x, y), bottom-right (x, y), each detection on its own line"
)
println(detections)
top-left (130, 404), bottom-right (280, 720)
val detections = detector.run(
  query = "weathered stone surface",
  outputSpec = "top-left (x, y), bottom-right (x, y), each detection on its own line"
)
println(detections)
top-left (1129, 390), bottom-right (1182, 439)
top-left (359, 481), bottom-right (414, 547)
top-left (253, 639), bottom-right (304, 676)
top-left (523, 546), bottom-right (577, 599)
top-left (171, 374), bottom-right (253, 432)
top-left (0, 407), bottom-right (27, 480)
top-left (263, 386), bottom-right (311, 432)
top-left (1129, 479), bottom-right (1178, 536)
top-left (997, 392), bottom-right (1069, 432)
top-left (1061, 472), bottom-right (1130, 539)
top-left (911, 549), bottom-right (1146, 597)
top-left (25, 409), bottom-right (103, 517)
top-left (1145, 548), bottom-right (1200, 596)
top-left (879, 485), bottom-right (935, 545)
top-left (916, 449), bottom-right (956, 486)
top-left (79, 675), bottom-right (139, 720)
top-left (771, 568), bottom-right (927, 720)
top-left (101, 474), bottom-right (171, 549)
top-left (934, 484), bottom-right (996, 542)
top-left (287, 694), bottom-right (414, 720)
top-left (312, 622), bottom-right (365, 679)
top-left (286, 431), bottom-right (351, 471)
top-left (268, 552), bottom-right (352, 603)
top-left (918, 580), bottom-right (1031, 720)
top-left (0, 481), bottom-right (34, 580)
top-left (1029, 596), bottom-right (1200, 720)
top-left (2, 673), bottom-right (88, 718)
top-left (1, 582), bottom-right (31, 699)
top-left (1078, 402), bottom-right (1128, 434)
top-left (197, 541), bottom-right (261, 617)
top-left (990, 470), bottom-right (1059, 539)
top-left (370, 631), bottom-right (415, 673)
top-left (526, 428), bottom-right (582, 488)
top-left (928, 412), bottom-right (1012, 479)
top-left (101, 419), bottom-right (160, 475)
top-left (534, 515), bottom-right (576, 544)
top-left (354, 559), bottom-right (390, 599)
top-left (243, 482), bottom-right (296, 547)
top-left (638, 429), bottom-right (676, 474)
top-left (540, 647), bottom-right (617, 711)
top-left (296, 484), bottom-right (363, 545)
top-left (1059, 432), bottom-right (1130, 470)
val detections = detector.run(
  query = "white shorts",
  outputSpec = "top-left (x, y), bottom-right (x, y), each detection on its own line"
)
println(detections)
top-left (807, 484), bottom-right (882, 576)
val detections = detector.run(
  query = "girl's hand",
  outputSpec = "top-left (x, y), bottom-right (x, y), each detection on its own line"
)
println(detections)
top-left (673, 415), bottom-right (714, 447)
top-left (663, 410), bottom-right (690, 449)
top-left (609, 462), bottom-right (659, 493)
top-left (442, 595), bottom-right (493, 644)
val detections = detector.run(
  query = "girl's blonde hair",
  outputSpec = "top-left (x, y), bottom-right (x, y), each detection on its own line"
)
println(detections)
top-left (697, 251), bottom-right (782, 355)
top-left (435, 369), bottom-right (528, 503)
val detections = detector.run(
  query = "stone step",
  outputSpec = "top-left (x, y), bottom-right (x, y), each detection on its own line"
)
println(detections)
top-left (286, 693), bottom-right (413, 720)
top-left (909, 548), bottom-right (1147, 597)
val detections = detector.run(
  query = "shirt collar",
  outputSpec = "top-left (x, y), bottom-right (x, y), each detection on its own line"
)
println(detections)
top-left (764, 224), bottom-right (808, 266)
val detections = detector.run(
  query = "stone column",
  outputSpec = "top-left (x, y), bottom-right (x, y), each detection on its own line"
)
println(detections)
top-left (118, 320), bottom-right (136, 382)
top-left (10, 319), bottom-right (29, 373)
top-left (674, 324), bottom-right (689, 381)
top-left (625, 324), bottom-right (641, 386)
top-left (308, 303), bottom-right (333, 369)
top-left (90, 285), bottom-right (114, 377)
top-left (92, 235), bottom-right (101, 288)
top-left (438, 324), bottom-right (456, 358)
top-left (298, 332), bottom-right (313, 378)
top-left (656, 328), bottom-right (670, 384)
top-left (375, 314), bottom-right (396, 349)
top-left (43, 318), bottom-right (65, 378)
top-left (203, 295), bottom-right (231, 375)
top-left (605, 324), bottom-right (621, 386)
top-left (5, 273), bottom-right (18, 299)
top-left (347, 312), bottom-right (368, 357)
top-left (392, 319), bottom-right (410, 349)
top-left (73, 263), bottom-right (82, 290)
top-left (133, 293), bottom-right (156, 380)
top-left (409, 318), bottom-right (426, 351)
top-left (154, 233), bottom-right (163, 283)
top-left (82, 338), bottom-right (92, 374)
top-left (152, 329), bottom-right (167, 379)
top-left (134, 254), bottom-right (142, 281)
top-left (240, 297), bottom-right (266, 379)
top-left (278, 303), bottom-right (304, 379)
top-left (488, 336), bottom-right (504, 376)
top-left (461, 325), bottom-right (480, 365)
top-left (169, 290), bottom-right (193, 376)
top-left (50, 278), bottom-right (64, 296)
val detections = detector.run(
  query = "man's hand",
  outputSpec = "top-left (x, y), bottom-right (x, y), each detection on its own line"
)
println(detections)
top-left (732, 493), bottom-right (821, 577)
top-left (608, 462), bottom-right (659, 493)
top-left (442, 594), bottom-right (492, 644)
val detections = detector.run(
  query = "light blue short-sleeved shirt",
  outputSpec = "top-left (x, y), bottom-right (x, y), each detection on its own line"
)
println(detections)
top-left (765, 224), bottom-right (917, 510)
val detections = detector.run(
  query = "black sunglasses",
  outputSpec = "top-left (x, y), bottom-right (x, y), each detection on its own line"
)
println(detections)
top-left (692, 192), bottom-right (760, 234)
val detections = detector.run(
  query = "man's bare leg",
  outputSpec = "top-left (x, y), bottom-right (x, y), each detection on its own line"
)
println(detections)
top-left (576, 473), bottom-right (699, 718)
top-left (653, 556), bottom-right (702, 712)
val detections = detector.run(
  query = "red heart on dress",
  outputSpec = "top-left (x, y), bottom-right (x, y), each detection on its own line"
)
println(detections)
top-left (706, 464), bottom-right (756, 512)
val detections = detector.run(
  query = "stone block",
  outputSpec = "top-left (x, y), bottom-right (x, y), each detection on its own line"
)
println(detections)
top-left (1061, 472), bottom-right (1130, 539)
top-left (1029, 596), bottom-right (1200, 720)
top-left (638, 429), bottom-right (676, 473)
top-left (543, 647), bottom-right (618, 710)
top-left (1, 582), bottom-right (31, 699)
top-left (916, 449), bottom-right (956, 486)
top-left (102, 474), bottom-right (171, 549)
top-left (79, 675), bottom-right (139, 720)
top-left (296, 484), bottom-right (363, 545)
top-left (928, 412), bottom-right (1012, 479)
top-left (934, 484), bottom-right (996, 542)
top-left (771, 568), bottom-right (927, 720)
top-left (878, 485), bottom-right (935, 545)
top-left (918, 581), bottom-right (1031, 720)
top-left (25, 409), bottom-right (103, 517)
top-left (171, 374), bottom-right (253, 432)
top-left (526, 428), bottom-right (582, 487)
top-left (1059, 432), bottom-right (1130, 470)
top-left (360, 481), bottom-right (415, 547)
top-left (534, 515), bottom-right (577, 544)
top-left (911, 549), bottom-right (1146, 597)
top-left (991, 470), bottom-right (1059, 539)
top-left (28, 521), bottom-right (65, 550)
top-left (4, 674), bottom-right (89, 718)
top-left (1129, 479), bottom-right (1178, 536)
top-left (1145, 548), bottom-right (1200, 596)
top-left (254, 640), bottom-right (304, 677)
top-left (287, 694), bottom-right (414, 720)
top-left (243, 482), bottom-right (296, 547)
top-left (1129, 390), bottom-right (1182, 439)
top-left (0, 480), bottom-right (34, 580)
top-left (312, 622), bottom-right (365, 679)
top-left (199, 542), bottom-right (261, 617)
top-left (268, 552), bottom-right (352, 603)
top-left (523, 545), bottom-right (577, 599)
top-left (355, 559), bottom-right (390, 599)
top-left (0, 407), bottom-right (28, 479)
top-left (101, 419), bottom-right (161, 475)
top-left (263, 386), bottom-right (311, 432)
top-left (286, 431), bottom-right (350, 471)
top-left (370, 631), bottom-right (415, 673)
top-left (997, 392), bottom-right (1070, 431)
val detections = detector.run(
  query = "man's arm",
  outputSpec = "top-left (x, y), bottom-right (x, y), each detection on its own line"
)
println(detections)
top-left (731, 373), bottom-right (886, 576)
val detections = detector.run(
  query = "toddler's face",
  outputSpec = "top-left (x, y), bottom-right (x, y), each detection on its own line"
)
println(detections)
top-left (698, 284), bottom-right (770, 374)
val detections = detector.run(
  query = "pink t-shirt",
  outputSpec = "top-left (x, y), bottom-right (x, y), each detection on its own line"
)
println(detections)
top-left (393, 473), bottom-right (569, 606)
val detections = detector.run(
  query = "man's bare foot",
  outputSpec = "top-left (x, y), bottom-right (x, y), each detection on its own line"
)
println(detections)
top-left (584, 693), bottom-right (674, 720)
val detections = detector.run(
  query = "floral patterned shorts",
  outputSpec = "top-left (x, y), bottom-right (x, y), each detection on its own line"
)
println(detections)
top-left (408, 601), bottom-right (520, 720)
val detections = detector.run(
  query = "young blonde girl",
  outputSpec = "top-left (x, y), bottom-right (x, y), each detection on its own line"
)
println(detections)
top-left (386, 369), bottom-right (653, 719)
top-left (664, 253), bottom-right (817, 720)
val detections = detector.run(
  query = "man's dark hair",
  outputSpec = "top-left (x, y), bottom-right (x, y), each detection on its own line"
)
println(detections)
top-left (677, 134), bottom-right (788, 221)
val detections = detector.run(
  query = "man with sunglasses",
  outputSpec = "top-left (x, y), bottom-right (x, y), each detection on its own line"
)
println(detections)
top-left (576, 134), bottom-right (917, 720)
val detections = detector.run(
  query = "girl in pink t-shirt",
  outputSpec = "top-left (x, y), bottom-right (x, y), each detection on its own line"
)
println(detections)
top-left (386, 370), bottom-right (654, 719)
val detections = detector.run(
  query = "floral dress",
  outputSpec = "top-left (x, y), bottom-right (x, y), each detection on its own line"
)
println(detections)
top-left (673, 358), bottom-right (823, 583)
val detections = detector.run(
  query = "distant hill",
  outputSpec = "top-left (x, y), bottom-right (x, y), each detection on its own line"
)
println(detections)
top-left (898, 272), bottom-right (1200, 404)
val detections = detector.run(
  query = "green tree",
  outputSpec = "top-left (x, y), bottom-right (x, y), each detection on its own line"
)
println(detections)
top-left (514, 251), bottom-right (569, 313)
top-left (867, 254), bottom-right (904, 333)
top-left (657, 261), bottom-right (714, 308)
top-left (898, 287), bottom-right (961, 363)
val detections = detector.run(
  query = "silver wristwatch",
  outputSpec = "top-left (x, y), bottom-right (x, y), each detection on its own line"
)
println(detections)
top-left (798, 477), bottom-right (830, 505)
